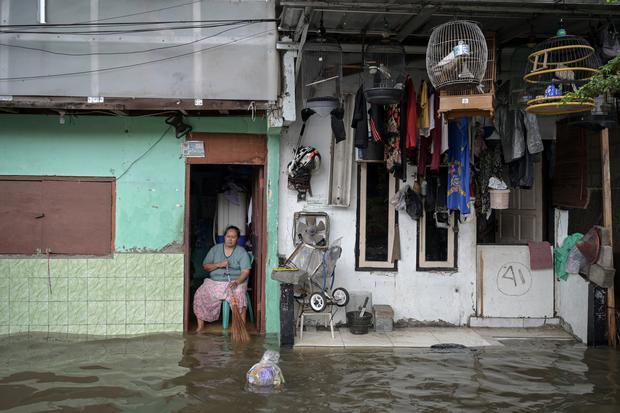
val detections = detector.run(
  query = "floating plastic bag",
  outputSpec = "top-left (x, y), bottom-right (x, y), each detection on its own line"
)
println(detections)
top-left (246, 350), bottom-right (285, 393)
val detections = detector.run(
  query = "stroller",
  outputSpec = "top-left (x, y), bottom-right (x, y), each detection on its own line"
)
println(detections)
top-left (282, 239), bottom-right (349, 312)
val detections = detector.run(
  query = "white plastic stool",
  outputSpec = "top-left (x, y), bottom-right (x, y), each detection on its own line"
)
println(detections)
top-left (298, 311), bottom-right (335, 341)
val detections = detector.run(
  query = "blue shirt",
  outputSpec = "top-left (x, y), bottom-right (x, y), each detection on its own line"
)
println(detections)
top-left (202, 244), bottom-right (251, 281)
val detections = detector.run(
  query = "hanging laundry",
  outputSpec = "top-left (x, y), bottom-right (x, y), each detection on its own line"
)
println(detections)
top-left (405, 76), bottom-right (417, 150)
top-left (385, 104), bottom-right (402, 177)
top-left (417, 135), bottom-right (430, 177)
top-left (474, 144), bottom-right (503, 217)
top-left (399, 77), bottom-right (408, 181)
top-left (440, 114), bottom-right (449, 154)
top-left (352, 86), bottom-right (369, 149)
top-left (447, 117), bottom-right (471, 215)
top-left (418, 80), bottom-right (431, 137)
top-left (523, 110), bottom-right (544, 154)
top-left (330, 106), bottom-right (346, 143)
top-left (430, 92), bottom-right (442, 171)
top-left (369, 104), bottom-right (386, 142)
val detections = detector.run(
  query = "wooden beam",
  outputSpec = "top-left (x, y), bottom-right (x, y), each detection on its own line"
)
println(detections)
top-left (601, 128), bottom-right (616, 348)
top-left (396, 5), bottom-right (435, 42)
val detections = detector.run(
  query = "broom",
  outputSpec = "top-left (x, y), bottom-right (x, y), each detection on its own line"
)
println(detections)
top-left (229, 282), bottom-right (250, 344)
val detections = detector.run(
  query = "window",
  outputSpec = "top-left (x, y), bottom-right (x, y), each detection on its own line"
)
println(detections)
top-left (0, 176), bottom-right (115, 255)
top-left (356, 163), bottom-right (397, 270)
top-left (417, 170), bottom-right (457, 270)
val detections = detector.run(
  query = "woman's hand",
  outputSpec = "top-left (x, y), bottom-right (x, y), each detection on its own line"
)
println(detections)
top-left (218, 260), bottom-right (229, 269)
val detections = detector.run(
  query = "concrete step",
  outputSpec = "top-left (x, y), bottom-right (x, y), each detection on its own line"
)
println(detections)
top-left (469, 316), bottom-right (560, 328)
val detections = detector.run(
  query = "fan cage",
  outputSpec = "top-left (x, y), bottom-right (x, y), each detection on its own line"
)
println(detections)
top-left (301, 41), bottom-right (343, 109)
top-left (426, 20), bottom-right (488, 91)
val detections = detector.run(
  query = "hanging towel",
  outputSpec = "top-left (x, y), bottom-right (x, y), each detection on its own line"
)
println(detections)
top-left (405, 77), bottom-right (417, 149)
top-left (447, 117), bottom-right (471, 214)
top-left (352, 86), bottom-right (369, 149)
top-left (528, 241), bottom-right (553, 270)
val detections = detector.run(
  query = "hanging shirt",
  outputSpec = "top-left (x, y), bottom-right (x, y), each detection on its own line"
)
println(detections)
top-left (352, 86), bottom-right (369, 149)
top-left (385, 104), bottom-right (402, 177)
top-left (418, 80), bottom-right (430, 136)
top-left (405, 77), bottom-right (417, 149)
top-left (447, 117), bottom-right (471, 215)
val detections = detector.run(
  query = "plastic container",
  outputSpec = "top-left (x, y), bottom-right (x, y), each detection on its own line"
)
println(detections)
top-left (346, 311), bottom-right (373, 335)
top-left (489, 189), bottom-right (510, 209)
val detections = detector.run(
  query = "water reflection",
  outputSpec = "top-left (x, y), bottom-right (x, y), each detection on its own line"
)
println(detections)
top-left (0, 333), bottom-right (618, 412)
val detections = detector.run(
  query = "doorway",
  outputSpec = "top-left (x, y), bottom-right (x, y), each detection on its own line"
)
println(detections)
top-left (182, 132), bottom-right (268, 334)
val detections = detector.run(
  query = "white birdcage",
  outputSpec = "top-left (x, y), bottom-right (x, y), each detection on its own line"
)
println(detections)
top-left (363, 42), bottom-right (406, 104)
top-left (301, 40), bottom-right (343, 112)
top-left (426, 20), bottom-right (488, 91)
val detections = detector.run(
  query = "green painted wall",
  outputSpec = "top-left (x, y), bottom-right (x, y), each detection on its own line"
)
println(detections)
top-left (0, 114), bottom-right (267, 251)
top-left (0, 253), bottom-right (184, 336)
top-left (265, 127), bottom-right (281, 336)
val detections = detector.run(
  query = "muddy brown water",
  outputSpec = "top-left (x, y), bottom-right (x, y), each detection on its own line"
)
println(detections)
top-left (0, 333), bottom-right (619, 412)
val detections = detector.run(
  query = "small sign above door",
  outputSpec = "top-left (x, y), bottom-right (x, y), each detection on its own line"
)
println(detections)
top-left (182, 141), bottom-right (205, 158)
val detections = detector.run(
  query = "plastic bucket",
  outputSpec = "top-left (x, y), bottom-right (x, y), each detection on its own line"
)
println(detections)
top-left (489, 189), bottom-right (510, 209)
top-left (346, 311), bottom-right (373, 335)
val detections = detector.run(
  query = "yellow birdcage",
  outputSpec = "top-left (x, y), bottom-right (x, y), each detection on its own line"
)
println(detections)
top-left (523, 34), bottom-right (600, 116)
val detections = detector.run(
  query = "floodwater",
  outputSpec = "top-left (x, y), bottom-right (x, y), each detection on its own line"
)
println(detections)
top-left (0, 332), bottom-right (619, 412)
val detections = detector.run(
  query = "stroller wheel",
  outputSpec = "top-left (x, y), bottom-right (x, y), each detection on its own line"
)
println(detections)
top-left (309, 292), bottom-right (327, 312)
top-left (332, 287), bottom-right (349, 307)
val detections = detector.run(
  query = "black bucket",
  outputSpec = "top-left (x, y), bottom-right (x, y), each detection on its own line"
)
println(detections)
top-left (346, 311), bottom-right (373, 335)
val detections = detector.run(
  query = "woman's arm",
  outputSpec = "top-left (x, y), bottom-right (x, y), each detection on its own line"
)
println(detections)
top-left (230, 269), bottom-right (250, 288)
top-left (203, 260), bottom-right (228, 272)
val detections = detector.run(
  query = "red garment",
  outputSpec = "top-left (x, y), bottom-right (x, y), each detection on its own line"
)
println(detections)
top-left (430, 92), bottom-right (442, 171)
top-left (405, 77), bottom-right (417, 149)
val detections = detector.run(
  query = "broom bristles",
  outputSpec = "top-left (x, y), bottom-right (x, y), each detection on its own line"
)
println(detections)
top-left (230, 294), bottom-right (250, 344)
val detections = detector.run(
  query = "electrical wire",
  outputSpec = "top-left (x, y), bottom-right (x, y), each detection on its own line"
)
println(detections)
top-left (0, 22), bottom-right (255, 56)
top-left (87, 0), bottom-right (205, 23)
top-left (0, 20), bottom-right (275, 35)
top-left (116, 125), bottom-right (172, 181)
top-left (0, 29), bottom-right (273, 81)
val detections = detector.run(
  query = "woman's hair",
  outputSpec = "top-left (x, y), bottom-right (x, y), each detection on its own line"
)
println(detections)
top-left (224, 225), bottom-right (241, 238)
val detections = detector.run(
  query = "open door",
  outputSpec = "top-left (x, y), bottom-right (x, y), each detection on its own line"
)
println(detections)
top-left (251, 167), bottom-right (266, 333)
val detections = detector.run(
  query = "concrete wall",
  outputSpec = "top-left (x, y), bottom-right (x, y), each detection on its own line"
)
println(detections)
top-left (0, 0), bottom-right (278, 101)
top-left (278, 75), bottom-right (477, 326)
top-left (555, 272), bottom-right (589, 342)
top-left (554, 209), bottom-right (589, 342)
top-left (477, 245), bottom-right (554, 318)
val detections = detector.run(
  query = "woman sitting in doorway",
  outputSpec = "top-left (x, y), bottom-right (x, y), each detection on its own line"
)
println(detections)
top-left (193, 225), bottom-right (252, 333)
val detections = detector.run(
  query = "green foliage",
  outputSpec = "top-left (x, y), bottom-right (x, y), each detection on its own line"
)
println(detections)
top-left (566, 54), bottom-right (620, 100)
